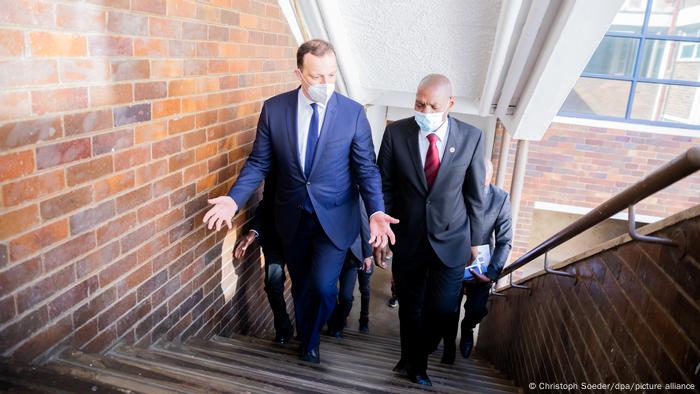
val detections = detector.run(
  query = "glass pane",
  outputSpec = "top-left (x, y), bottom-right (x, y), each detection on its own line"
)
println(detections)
top-left (584, 36), bottom-right (639, 76)
top-left (632, 82), bottom-right (700, 125)
top-left (610, 0), bottom-right (648, 35)
top-left (560, 77), bottom-right (631, 118)
top-left (648, 0), bottom-right (700, 37)
top-left (640, 39), bottom-right (700, 82)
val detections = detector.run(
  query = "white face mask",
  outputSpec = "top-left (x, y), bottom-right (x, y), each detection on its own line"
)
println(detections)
top-left (414, 111), bottom-right (445, 132)
top-left (299, 72), bottom-right (335, 103)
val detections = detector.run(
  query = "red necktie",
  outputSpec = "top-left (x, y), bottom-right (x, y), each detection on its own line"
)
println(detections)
top-left (424, 133), bottom-right (440, 190)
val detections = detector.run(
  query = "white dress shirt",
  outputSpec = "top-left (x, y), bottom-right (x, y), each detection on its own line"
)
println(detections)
top-left (418, 117), bottom-right (449, 167)
top-left (297, 89), bottom-right (328, 173)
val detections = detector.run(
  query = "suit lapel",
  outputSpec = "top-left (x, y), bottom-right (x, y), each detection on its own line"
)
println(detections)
top-left (428, 117), bottom-right (458, 198)
top-left (308, 92), bottom-right (338, 179)
top-left (405, 122), bottom-right (428, 193)
top-left (285, 88), bottom-right (304, 178)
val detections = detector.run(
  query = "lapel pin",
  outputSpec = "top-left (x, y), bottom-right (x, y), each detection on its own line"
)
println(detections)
top-left (449, 147), bottom-right (455, 153)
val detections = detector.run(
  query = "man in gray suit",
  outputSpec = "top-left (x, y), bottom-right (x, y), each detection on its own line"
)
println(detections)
top-left (375, 74), bottom-right (489, 386)
top-left (441, 159), bottom-right (513, 364)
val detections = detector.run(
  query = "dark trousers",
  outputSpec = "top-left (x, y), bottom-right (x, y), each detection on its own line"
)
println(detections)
top-left (393, 238), bottom-right (464, 373)
top-left (443, 281), bottom-right (491, 349)
top-left (328, 253), bottom-right (372, 331)
top-left (261, 246), bottom-right (292, 336)
top-left (284, 211), bottom-right (347, 351)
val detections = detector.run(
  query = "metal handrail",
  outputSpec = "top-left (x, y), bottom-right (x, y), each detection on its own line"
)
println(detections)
top-left (498, 146), bottom-right (700, 280)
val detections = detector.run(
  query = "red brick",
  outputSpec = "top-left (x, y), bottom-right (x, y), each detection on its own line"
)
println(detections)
top-left (151, 60), bottom-right (183, 78)
top-left (137, 196), bottom-right (169, 223)
top-left (56, 4), bottom-right (106, 32)
top-left (169, 184), bottom-right (195, 206)
top-left (184, 162), bottom-right (207, 184)
top-left (135, 160), bottom-right (168, 186)
top-left (90, 84), bottom-right (133, 107)
top-left (168, 115), bottom-right (195, 134)
top-left (0, 150), bottom-right (34, 182)
top-left (116, 185), bottom-right (152, 214)
top-left (168, 80), bottom-right (195, 97)
top-left (9, 219), bottom-right (69, 262)
top-left (96, 211), bottom-right (138, 246)
top-left (48, 276), bottom-right (98, 320)
top-left (0, 0), bottom-right (55, 27)
top-left (40, 186), bottom-right (93, 221)
top-left (183, 129), bottom-right (206, 149)
top-left (76, 242), bottom-right (120, 279)
top-left (121, 222), bottom-right (156, 253)
top-left (209, 26), bottom-right (229, 41)
top-left (0, 296), bottom-right (14, 324)
top-left (167, 0), bottom-right (197, 18)
top-left (196, 42), bottom-right (218, 58)
top-left (2, 169), bottom-right (65, 207)
top-left (169, 40), bottom-right (195, 57)
top-left (29, 31), bottom-right (87, 57)
top-left (221, 10), bottom-right (240, 26)
top-left (156, 207), bottom-right (183, 232)
top-left (134, 121), bottom-right (167, 144)
top-left (153, 173), bottom-right (182, 198)
top-left (0, 205), bottom-right (40, 241)
top-left (69, 201), bottom-right (115, 236)
top-left (0, 29), bottom-right (24, 56)
top-left (94, 171), bottom-right (135, 201)
top-left (93, 128), bottom-right (134, 156)
top-left (32, 87), bottom-right (88, 115)
top-left (89, 36), bottom-right (132, 57)
top-left (111, 60), bottom-right (149, 81)
top-left (0, 91), bottom-right (31, 121)
top-left (153, 98), bottom-right (181, 118)
top-left (0, 116), bottom-right (62, 150)
top-left (114, 146), bottom-right (151, 171)
top-left (98, 253), bottom-right (137, 288)
top-left (152, 136), bottom-right (181, 159)
top-left (0, 59), bottom-right (58, 88)
top-left (14, 315), bottom-right (73, 363)
top-left (182, 22), bottom-right (207, 40)
top-left (133, 0), bottom-right (166, 14)
top-left (114, 103), bottom-right (151, 127)
top-left (36, 138), bottom-right (91, 170)
top-left (64, 109), bottom-right (113, 136)
top-left (60, 59), bottom-right (110, 83)
top-left (85, 0), bottom-right (130, 9)
top-left (168, 150), bottom-right (195, 172)
top-left (195, 110), bottom-right (218, 128)
top-left (149, 18), bottom-right (181, 38)
top-left (108, 11), bottom-right (148, 36)
top-left (116, 261), bottom-right (152, 297)
top-left (134, 38), bottom-right (168, 57)
top-left (97, 293), bottom-right (136, 331)
top-left (0, 306), bottom-right (49, 352)
top-left (66, 156), bottom-right (113, 186)
top-left (42, 231), bottom-right (96, 272)
top-left (135, 81), bottom-right (167, 101)
top-left (0, 257), bottom-right (40, 297)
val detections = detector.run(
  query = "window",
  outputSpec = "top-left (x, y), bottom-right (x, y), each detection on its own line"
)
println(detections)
top-left (560, 0), bottom-right (700, 129)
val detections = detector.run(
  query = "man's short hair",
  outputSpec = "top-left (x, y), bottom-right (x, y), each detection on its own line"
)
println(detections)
top-left (297, 39), bottom-right (335, 69)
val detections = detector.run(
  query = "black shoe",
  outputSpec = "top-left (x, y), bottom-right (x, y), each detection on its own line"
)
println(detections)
top-left (299, 346), bottom-right (320, 363)
top-left (392, 359), bottom-right (409, 377)
top-left (358, 317), bottom-right (369, 333)
top-left (441, 342), bottom-right (456, 364)
top-left (388, 296), bottom-right (398, 308)
top-left (410, 372), bottom-right (432, 386)
top-left (273, 331), bottom-right (290, 344)
top-left (460, 329), bottom-right (474, 359)
top-left (326, 328), bottom-right (344, 338)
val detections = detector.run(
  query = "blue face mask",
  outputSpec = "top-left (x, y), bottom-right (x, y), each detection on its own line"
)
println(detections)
top-left (414, 111), bottom-right (445, 132)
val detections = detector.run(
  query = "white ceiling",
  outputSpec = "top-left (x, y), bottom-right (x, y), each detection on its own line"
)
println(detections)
top-left (286, 0), bottom-right (624, 140)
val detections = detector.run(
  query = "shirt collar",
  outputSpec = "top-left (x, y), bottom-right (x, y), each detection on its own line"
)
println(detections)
top-left (298, 87), bottom-right (327, 110)
top-left (419, 116), bottom-right (449, 142)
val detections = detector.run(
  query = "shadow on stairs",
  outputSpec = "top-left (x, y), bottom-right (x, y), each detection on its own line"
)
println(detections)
top-left (1, 331), bottom-right (521, 393)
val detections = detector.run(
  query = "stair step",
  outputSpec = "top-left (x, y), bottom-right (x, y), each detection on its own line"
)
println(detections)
top-left (206, 335), bottom-right (519, 393)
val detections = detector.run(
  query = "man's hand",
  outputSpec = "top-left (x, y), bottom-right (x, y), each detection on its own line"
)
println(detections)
top-left (203, 196), bottom-right (238, 231)
top-left (372, 245), bottom-right (393, 269)
top-left (368, 212), bottom-right (399, 248)
top-left (470, 246), bottom-right (478, 264)
top-left (362, 257), bottom-right (373, 272)
top-left (233, 231), bottom-right (257, 260)
top-left (465, 268), bottom-right (491, 284)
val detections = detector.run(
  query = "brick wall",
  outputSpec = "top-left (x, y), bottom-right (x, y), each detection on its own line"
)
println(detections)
top-left (491, 122), bottom-right (700, 262)
top-left (476, 207), bottom-right (700, 391)
top-left (0, 0), bottom-right (298, 363)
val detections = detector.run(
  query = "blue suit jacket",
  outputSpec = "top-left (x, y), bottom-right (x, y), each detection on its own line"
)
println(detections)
top-left (228, 88), bottom-right (384, 250)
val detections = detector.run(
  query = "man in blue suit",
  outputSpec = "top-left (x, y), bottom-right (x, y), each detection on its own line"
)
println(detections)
top-left (203, 39), bottom-right (398, 364)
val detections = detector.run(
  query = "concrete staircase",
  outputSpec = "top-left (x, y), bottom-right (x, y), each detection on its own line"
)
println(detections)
top-left (2, 331), bottom-right (521, 393)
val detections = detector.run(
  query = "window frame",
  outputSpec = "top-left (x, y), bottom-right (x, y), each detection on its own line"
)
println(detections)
top-left (559, 0), bottom-right (700, 130)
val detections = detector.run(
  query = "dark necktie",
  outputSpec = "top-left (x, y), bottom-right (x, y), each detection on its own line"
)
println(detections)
top-left (424, 133), bottom-right (440, 190)
top-left (304, 103), bottom-right (319, 179)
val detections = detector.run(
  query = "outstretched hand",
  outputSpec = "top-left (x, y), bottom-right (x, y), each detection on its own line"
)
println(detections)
top-left (368, 212), bottom-right (399, 248)
top-left (203, 196), bottom-right (238, 231)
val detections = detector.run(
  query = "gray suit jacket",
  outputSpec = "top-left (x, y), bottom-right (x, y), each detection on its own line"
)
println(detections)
top-left (481, 184), bottom-right (513, 281)
top-left (378, 116), bottom-right (489, 268)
